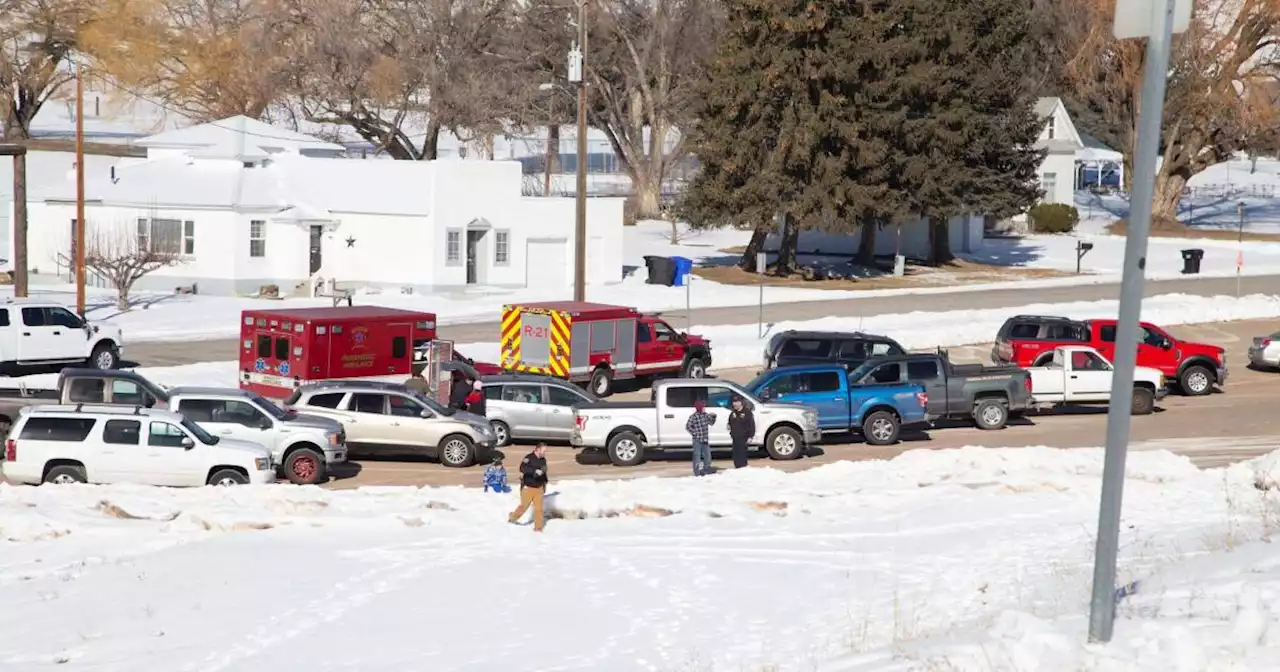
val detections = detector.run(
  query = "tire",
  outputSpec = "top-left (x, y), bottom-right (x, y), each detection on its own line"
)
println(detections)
top-left (973, 398), bottom-right (1009, 430)
top-left (43, 464), bottom-right (86, 485)
top-left (1179, 365), bottom-right (1213, 396)
top-left (490, 420), bottom-right (511, 447)
top-left (590, 367), bottom-right (614, 397)
top-left (862, 410), bottom-right (900, 446)
top-left (88, 342), bottom-right (119, 370)
top-left (764, 426), bottom-right (802, 460)
top-left (607, 431), bottom-right (645, 467)
top-left (682, 357), bottom-right (708, 379)
top-left (208, 468), bottom-right (249, 486)
top-left (438, 434), bottom-right (476, 468)
top-left (283, 447), bottom-right (326, 485)
top-left (1131, 387), bottom-right (1155, 415)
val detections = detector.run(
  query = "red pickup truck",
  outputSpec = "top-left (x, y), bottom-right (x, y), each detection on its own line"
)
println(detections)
top-left (992, 315), bottom-right (1227, 396)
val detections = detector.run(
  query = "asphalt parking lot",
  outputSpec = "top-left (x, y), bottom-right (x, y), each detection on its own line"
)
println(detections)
top-left (325, 318), bottom-right (1280, 489)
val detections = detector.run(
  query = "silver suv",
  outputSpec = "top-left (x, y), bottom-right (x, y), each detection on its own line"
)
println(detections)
top-left (481, 374), bottom-right (596, 446)
top-left (284, 380), bottom-right (496, 467)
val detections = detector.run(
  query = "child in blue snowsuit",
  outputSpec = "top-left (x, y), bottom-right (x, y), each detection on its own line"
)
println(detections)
top-left (483, 456), bottom-right (511, 493)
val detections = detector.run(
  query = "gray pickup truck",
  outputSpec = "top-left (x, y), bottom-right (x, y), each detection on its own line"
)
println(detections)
top-left (848, 351), bottom-right (1033, 430)
top-left (0, 369), bottom-right (346, 484)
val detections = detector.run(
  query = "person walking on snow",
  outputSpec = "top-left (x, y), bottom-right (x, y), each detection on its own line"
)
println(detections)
top-left (464, 379), bottom-right (487, 416)
top-left (686, 399), bottom-right (716, 476)
top-left (508, 443), bottom-right (549, 531)
top-left (728, 395), bottom-right (755, 469)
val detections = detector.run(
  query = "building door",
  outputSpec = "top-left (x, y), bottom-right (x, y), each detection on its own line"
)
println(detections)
top-left (466, 231), bottom-right (484, 284)
top-left (309, 225), bottom-right (324, 274)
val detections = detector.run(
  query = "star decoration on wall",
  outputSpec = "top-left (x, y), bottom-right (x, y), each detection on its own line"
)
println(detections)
top-left (345, 236), bottom-right (356, 248)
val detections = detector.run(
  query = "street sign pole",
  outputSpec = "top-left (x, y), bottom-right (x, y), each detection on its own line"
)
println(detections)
top-left (757, 252), bottom-right (766, 338)
top-left (1088, 0), bottom-right (1184, 644)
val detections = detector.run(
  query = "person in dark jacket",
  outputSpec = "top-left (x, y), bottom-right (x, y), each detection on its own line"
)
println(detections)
top-left (404, 364), bottom-right (430, 396)
top-left (464, 380), bottom-right (487, 416)
top-left (508, 443), bottom-right (549, 531)
top-left (728, 395), bottom-right (755, 469)
top-left (448, 372), bottom-right (470, 410)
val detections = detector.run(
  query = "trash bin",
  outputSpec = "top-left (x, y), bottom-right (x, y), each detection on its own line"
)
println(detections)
top-left (671, 256), bottom-right (694, 286)
top-left (643, 255), bottom-right (676, 286)
top-left (1181, 248), bottom-right (1204, 275)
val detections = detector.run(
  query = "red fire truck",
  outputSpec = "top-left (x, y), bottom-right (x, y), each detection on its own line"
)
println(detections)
top-left (499, 301), bottom-right (712, 396)
top-left (238, 306), bottom-right (462, 400)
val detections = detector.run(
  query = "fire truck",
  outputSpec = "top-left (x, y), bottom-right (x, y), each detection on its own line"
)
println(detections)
top-left (499, 301), bottom-right (712, 397)
top-left (238, 306), bottom-right (460, 401)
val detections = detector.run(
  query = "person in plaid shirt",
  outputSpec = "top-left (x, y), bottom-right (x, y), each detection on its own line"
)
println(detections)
top-left (685, 399), bottom-right (717, 476)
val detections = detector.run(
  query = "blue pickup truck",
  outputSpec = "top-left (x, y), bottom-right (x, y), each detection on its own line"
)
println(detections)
top-left (742, 364), bottom-right (930, 445)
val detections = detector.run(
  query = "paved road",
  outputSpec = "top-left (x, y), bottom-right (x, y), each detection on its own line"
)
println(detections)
top-left (128, 272), bottom-right (1280, 367)
top-left (323, 319), bottom-right (1280, 489)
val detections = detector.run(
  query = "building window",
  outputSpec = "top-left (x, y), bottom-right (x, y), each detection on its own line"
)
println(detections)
top-left (250, 220), bottom-right (267, 257)
top-left (137, 218), bottom-right (194, 255)
top-left (446, 229), bottom-right (461, 266)
top-left (1040, 173), bottom-right (1057, 199)
top-left (495, 230), bottom-right (510, 265)
top-left (1046, 116), bottom-right (1056, 140)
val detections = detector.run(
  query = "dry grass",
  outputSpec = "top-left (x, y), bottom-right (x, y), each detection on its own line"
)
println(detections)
top-left (1107, 217), bottom-right (1280, 242)
top-left (696, 257), bottom-right (1072, 291)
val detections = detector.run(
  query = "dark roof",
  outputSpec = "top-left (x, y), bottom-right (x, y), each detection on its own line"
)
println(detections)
top-left (242, 306), bottom-right (437, 321)
top-left (509, 301), bottom-right (634, 314)
top-left (774, 330), bottom-right (898, 341)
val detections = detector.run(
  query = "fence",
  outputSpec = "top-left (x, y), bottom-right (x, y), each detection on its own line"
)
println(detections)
top-left (1182, 183), bottom-right (1277, 200)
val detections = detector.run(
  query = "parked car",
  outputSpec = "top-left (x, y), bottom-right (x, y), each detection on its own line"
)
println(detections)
top-left (284, 380), bottom-right (496, 467)
top-left (0, 368), bottom-right (167, 435)
top-left (1, 405), bottom-right (275, 487)
top-left (0, 299), bottom-right (123, 373)
top-left (571, 378), bottom-right (821, 466)
top-left (480, 374), bottom-right (597, 446)
top-left (762, 330), bottom-right (906, 370)
top-left (992, 315), bottom-right (1226, 396)
top-left (169, 387), bottom-right (347, 485)
top-left (846, 351), bottom-right (1033, 430)
top-left (1026, 346), bottom-right (1166, 414)
top-left (1248, 331), bottom-right (1280, 369)
top-left (743, 365), bottom-right (929, 445)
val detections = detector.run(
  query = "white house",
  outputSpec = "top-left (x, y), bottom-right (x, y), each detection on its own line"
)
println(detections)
top-left (20, 117), bottom-right (625, 296)
top-left (765, 215), bottom-right (986, 260)
top-left (1033, 97), bottom-right (1086, 207)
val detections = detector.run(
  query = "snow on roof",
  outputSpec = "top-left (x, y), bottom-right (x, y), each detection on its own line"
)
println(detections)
top-left (137, 115), bottom-right (344, 154)
top-left (1034, 97), bottom-right (1061, 118)
top-left (1077, 133), bottom-right (1123, 162)
top-left (0, 151), bottom-right (119, 202)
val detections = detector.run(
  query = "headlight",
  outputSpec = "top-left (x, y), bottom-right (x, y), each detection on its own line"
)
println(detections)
top-left (327, 431), bottom-right (342, 446)
top-left (254, 457), bottom-right (271, 471)
top-left (803, 410), bottom-right (818, 427)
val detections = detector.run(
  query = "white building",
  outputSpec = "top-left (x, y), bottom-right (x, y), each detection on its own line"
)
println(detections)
top-left (20, 117), bottom-right (624, 295)
top-left (1033, 97), bottom-right (1086, 207)
top-left (765, 215), bottom-right (986, 260)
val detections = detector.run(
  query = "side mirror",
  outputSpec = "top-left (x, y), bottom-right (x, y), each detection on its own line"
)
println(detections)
top-left (259, 418), bottom-right (273, 430)
top-left (420, 409), bottom-right (432, 418)
top-left (1160, 337), bottom-right (1173, 350)
top-left (181, 436), bottom-right (195, 449)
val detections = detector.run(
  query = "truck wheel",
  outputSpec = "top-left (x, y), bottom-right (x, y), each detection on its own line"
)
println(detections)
top-left (284, 447), bottom-right (326, 485)
top-left (43, 464), bottom-right (87, 485)
top-left (438, 434), bottom-right (476, 468)
top-left (490, 420), bottom-right (511, 447)
top-left (764, 426), bottom-right (803, 460)
top-left (89, 343), bottom-right (119, 370)
top-left (862, 411), bottom-right (900, 446)
top-left (1179, 365), bottom-right (1213, 396)
top-left (973, 399), bottom-right (1009, 430)
top-left (607, 431), bottom-right (645, 467)
top-left (207, 468), bottom-right (249, 486)
top-left (682, 357), bottom-right (708, 379)
top-left (590, 367), bottom-right (614, 397)
top-left (1131, 387), bottom-right (1156, 415)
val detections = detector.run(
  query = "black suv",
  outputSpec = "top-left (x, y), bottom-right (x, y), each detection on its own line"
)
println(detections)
top-left (762, 330), bottom-right (907, 370)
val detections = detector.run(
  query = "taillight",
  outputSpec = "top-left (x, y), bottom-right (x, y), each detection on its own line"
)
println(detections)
top-left (5, 439), bottom-right (15, 462)
top-left (574, 415), bottom-right (587, 431)
top-left (917, 392), bottom-right (928, 408)
top-left (1024, 377), bottom-right (1033, 392)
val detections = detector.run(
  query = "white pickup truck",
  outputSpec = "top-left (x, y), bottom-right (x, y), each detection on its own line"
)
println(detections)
top-left (570, 378), bottom-right (821, 467)
top-left (1027, 346), bottom-right (1167, 415)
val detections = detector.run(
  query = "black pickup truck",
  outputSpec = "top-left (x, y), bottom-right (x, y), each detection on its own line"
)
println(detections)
top-left (0, 369), bottom-right (166, 433)
top-left (848, 351), bottom-right (1033, 430)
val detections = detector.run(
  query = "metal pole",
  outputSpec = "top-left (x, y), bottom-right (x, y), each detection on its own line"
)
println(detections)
top-left (1087, 0), bottom-right (1175, 644)
top-left (686, 276), bottom-right (691, 333)
top-left (573, 0), bottom-right (588, 302)
top-left (1237, 202), bottom-right (1244, 297)
top-left (74, 56), bottom-right (86, 316)
top-left (1, 145), bottom-right (29, 297)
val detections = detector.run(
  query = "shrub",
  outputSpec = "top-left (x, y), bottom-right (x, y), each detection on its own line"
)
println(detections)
top-left (1028, 203), bottom-right (1080, 234)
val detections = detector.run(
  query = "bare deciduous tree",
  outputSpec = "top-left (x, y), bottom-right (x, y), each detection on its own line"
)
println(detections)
top-left (71, 225), bottom-right (183, 310)
top-left (0, 0), bottom-right (92, 139)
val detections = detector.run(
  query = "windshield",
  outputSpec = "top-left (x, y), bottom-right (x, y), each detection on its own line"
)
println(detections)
top-left (743, 371), bottom-right (771, 394)
top-left (408, 390), bottom-right (454, 416)
top-left (252, 393), bottom-right (292, 420)
top-left (847, 361), bottom-right (876, 382)
top-left (181, 416), bottom-right (220, 445)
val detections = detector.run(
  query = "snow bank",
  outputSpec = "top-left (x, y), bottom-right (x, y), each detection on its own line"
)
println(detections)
top-left (2, 446), bottom-right (1279, 671)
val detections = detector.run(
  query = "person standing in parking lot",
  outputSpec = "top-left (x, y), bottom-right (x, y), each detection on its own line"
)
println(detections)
top-left (728, 395), bottom-right (755, 469)
top-left (405, 365), bottom-right (430, 396)
top-left (465, 379), bottom-right (487, 416)
top-left (448, 371), bottom-right (470, 410)
top-left (686, 399), bottom-right (716, 476)
top-left (508, 443), bottom-right (549, 531)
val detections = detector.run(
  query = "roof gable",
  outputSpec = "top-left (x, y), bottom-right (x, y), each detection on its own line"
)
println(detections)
top-left (137, 115), bottom-right (344, 153)
top-left (1034, 97), bottom-right (1085, 152)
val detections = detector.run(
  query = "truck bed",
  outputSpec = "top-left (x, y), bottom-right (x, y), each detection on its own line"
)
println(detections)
top-left (0, 388), bottom-right (60, 401)
top-left (950, 363), bottom-right (1026, 377)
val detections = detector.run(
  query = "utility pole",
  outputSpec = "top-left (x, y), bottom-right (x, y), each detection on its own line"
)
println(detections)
top-left (1087, 0), bottom-right (1189, 644)
top-left (569, 0), bottom-right (589, 302)
top-left (74, 54), bottom-right (86, 316)
top-left (0, 144), bottom-right (29, 297)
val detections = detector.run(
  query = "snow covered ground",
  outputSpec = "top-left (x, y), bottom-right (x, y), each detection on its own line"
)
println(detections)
top-left (1, 292), bottom-right (1274, 390)
top-left (2, 446), bottom-right (1279, 670)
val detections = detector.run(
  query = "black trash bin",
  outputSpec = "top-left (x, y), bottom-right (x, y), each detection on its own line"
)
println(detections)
top-left (643, 255), bottom-right (677, 286)
top-left (1181, 248), bottom-right (1204, 275)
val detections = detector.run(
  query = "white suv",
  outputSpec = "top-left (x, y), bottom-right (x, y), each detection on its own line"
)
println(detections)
top-left (1, 405), bottom-right (275, 487)
top-left (0, 300), bottom-right (124, 371)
